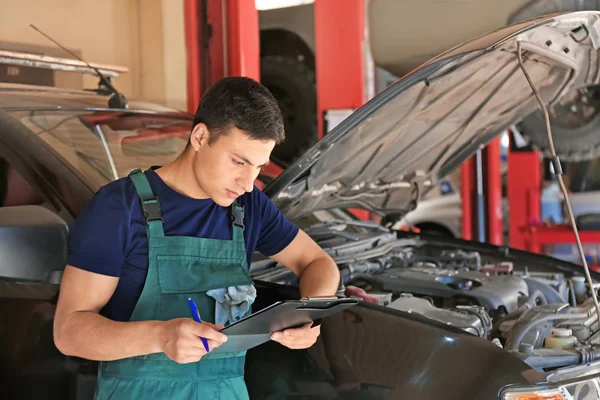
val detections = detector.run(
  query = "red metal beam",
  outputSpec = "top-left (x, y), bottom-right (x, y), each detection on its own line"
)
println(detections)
top-left (461, 158), bottom-right (474, 240)
top-left (206, 0), bottom-right (225, 82)
top-left (225, 0), bottom-right (260, 80)
top-left (183, 0), bottom-right (202, 114)
top-left (523, 225), bottom-right (600, 254)
top-left (185, 0), bottom-right (259, 113)
top-left (508, 149), bottom-right (541, 250)
top-left (485, 137), bottom-right (503, 245)
top-left (315, 0), bottom-right (371, 140)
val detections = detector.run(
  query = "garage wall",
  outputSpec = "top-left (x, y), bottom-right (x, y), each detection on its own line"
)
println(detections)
top-left (160, 0), bottom-right (187, 111)
top-left (0, 0), bottom-right (188, 111)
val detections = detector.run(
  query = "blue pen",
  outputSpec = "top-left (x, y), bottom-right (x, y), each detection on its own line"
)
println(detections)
top-left (187, 297), bottom-right (210, 352)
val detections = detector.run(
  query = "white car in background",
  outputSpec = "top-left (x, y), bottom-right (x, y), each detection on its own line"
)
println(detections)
top-left (393, 191), bottom-right (463, 237)
top-left (394, 158), bottom-right (600, 239)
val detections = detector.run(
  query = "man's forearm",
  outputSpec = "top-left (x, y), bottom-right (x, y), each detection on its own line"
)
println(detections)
top-left (298, 256), bottom-right (340, 297)
top-left (54, 311), bottom-right (164, 361)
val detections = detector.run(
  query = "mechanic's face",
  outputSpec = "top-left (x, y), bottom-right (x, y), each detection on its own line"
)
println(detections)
top-left (190, 124), bottom-right (275, 207)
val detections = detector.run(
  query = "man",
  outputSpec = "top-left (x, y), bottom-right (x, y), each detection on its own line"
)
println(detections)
top-left (53, 77), bottom-right (341, 399)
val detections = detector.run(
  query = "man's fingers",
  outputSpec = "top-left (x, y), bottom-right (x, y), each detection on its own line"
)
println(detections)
top-left (274, 323), bottom-right (319, 339)
top-left (284, 323), bottom-right (314, 336)
top-left (205, 338), bottom-right (224, 350)
top-left (271, 336), bottom-right (318, 349)
top-left (270, 324), bottom-right (321, 348)
top-left (190, 322), bottom-right (228, 343)
top-left (202, 321), bottom-right (226, 331)
top-left (184, 337), bottom-right (224, 357)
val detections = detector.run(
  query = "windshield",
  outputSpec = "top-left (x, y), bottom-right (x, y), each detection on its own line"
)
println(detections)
top-left (13, 110), bottom-right (192, 190)
top-left (11, 109), bottom-right (365, 225)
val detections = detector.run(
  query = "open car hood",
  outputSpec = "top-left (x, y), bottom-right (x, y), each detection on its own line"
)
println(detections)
top-left (265, 12), bottom-right (600, 219)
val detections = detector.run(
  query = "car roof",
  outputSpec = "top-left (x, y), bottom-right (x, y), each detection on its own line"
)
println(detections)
top-left (0, 82), bottom-right (182, 113)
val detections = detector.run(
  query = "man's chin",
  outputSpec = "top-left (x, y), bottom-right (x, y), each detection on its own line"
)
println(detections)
top-left (213, 197), bottom-right (236, 207)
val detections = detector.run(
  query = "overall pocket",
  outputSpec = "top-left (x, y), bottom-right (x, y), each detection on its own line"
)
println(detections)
top-left (156, 254), bottom-right (252, 293)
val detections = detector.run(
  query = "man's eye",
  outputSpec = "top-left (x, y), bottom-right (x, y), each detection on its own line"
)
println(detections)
top-left (232, 159), bottom-right (244, 166)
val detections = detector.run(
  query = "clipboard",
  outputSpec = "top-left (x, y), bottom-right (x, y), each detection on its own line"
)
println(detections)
top-left (209, 297), bottom-right (361, 354)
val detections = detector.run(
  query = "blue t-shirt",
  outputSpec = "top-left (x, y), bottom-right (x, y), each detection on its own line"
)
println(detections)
top-left (67, 169), bottom-right (299, 322)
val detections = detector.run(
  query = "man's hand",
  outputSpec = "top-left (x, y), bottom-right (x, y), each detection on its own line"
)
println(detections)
top-left (159, 318), bottom-right (228, 364)
top-left (270, 322), bottom-right (321, 349)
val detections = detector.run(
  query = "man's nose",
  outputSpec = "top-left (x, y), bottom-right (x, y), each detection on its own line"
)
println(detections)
top-left (239, 169), bottom-right (256, 193)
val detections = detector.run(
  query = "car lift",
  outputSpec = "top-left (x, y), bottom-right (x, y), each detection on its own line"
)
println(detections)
top-left (463, 129), bottom-right (600, 270)
top-left (184, 0), bottom-right (259, 109)
top-left (461, 138), bottom-right (503, 246)
top-left (507, 142), bottom-right (600, 268)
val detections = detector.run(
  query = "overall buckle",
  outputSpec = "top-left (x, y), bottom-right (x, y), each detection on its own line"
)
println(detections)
top-left (143, 199), bottom-right (163, 222)
top-left (231, 206), bottom-right (245, 230)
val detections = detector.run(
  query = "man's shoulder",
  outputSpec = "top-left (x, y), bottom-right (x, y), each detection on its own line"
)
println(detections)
top-left (96, 175), bottom-right (137, 201)
top-left (88, 175), bottom-right (140, 217)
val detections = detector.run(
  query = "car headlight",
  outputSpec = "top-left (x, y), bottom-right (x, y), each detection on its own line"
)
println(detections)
top-left (503, 364), bottom-right (600, 400)
top-left (503, 382), bottom-right (599, 399)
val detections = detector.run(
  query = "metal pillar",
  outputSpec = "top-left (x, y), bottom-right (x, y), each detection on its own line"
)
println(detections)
top-left (183, 0), bottom-right (202, 114)
top-left (184, 0), bottom-right (259, 114)
top-left (461, 158), bottom-right (474, 241)
top-left (224, 0), bottom-right (260, 79)
top-left (461, 137), bottom-right (503, 245)
top-left (314, 0), bottom-right (374, 140)
top-left (508, 147), bottom-right (541, 251)
top-left (485, 138), bottom-right (503, 245)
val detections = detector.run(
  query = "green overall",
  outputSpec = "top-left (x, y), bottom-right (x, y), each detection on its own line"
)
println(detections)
top-left (95, 169), bottom-right (254, 400)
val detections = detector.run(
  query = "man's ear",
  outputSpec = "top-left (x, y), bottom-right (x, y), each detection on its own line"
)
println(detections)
top-left (190, 123), bottom-right (210, 151)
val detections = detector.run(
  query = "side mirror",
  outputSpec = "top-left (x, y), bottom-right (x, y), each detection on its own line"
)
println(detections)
top-left (0, 205), bottom-right (68, 284)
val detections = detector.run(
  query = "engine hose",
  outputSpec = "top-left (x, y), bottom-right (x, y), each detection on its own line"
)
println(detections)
top-left (524, 278), bottom-right (566, 304)
top-left (492, 304), bottom-right (533, 332)
top-left (506, 312), bottom-right (591, 351)
top-left (501, 304), bottom-right (532, 322)
top-left (583, 347), bottom-right (600, 364)
top-left (526, 290), bottom-right (548, 306)
top-left (566, 279), bottom-right (578, 307)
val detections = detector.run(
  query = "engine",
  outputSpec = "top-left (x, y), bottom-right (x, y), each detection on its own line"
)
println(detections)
top-left (250, 221), bottom-right (600, 372)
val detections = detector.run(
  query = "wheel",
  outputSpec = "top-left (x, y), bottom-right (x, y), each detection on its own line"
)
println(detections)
top-left (518, 85), bottom-right (600, 161)
top-left (510, 0), bottom-right (600, 161)
top-left (260, 56), bottom-right (318, 167)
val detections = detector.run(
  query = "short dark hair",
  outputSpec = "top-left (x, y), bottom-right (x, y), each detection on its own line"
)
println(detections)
top-left (191, 77), bottom-right (284, 145)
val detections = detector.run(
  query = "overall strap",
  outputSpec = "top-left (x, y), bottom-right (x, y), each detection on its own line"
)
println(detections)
top-left (230, 200), bottom-right (245, 243)
top-left (128, 169), bottom-right (165, 238)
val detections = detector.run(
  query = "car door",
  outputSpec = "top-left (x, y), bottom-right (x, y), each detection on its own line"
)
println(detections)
top-left (0, 145), bottom-right (98, 400)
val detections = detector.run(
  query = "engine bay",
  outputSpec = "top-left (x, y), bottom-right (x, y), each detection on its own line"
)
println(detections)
top-left (250, 219), bottom-right (600, 373)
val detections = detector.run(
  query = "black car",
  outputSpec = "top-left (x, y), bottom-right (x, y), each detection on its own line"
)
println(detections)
top-left (4, 12), bottom-right (600, 400)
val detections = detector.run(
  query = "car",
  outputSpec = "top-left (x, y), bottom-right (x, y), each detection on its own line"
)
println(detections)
top-left (395, 157), bottom-right (600, 243)
top-left (5, 12), bottom-right (600, 400)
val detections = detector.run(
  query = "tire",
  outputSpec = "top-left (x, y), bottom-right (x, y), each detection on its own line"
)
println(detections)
top-left (260, 56), bottom-right (318, 167)
top-left (511, 0), bottom-right (600, 161)
top-left (518, 85), bottom-right (600, 161)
